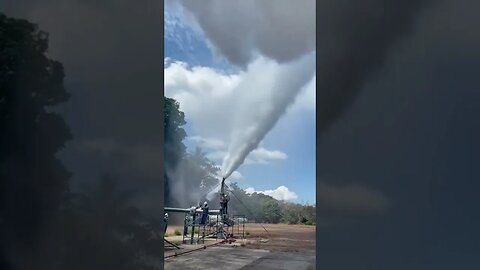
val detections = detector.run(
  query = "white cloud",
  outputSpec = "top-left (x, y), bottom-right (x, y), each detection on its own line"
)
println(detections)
top-left (245, 186), bottom-right (298, 201)
top-left (164, 57), bottom-right (172, 66)
top-left (187, 135), bottom-right (287, 166)
top-left (262, 186), bottom-right (298, 201)
top-left (205, 150), bottom-right (228, 161)
top-left (164, 60), bottom-right (241, 141)
top-left (244, 187), bottom-right (255, 194)
top-left (188, 136), bottom-right (226, 150)
top-left (245, 147), bottom-right (288, 164)
top-left (229, 171), bottom-right (243, 180)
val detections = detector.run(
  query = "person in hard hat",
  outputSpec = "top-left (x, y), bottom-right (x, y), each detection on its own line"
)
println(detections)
top-left (224, 194), bottom-right (230, 214)
top-left (201, 201), bottom-right (209, 225)
top-left (164, 213), bottom-right (169, 235)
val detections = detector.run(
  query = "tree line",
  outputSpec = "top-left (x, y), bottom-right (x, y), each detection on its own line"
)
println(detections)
top-left (222, 183), bottom-right (316, 225)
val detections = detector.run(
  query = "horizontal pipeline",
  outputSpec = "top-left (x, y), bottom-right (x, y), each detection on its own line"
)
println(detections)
top-left (164, 207), bottom-right (221, 215)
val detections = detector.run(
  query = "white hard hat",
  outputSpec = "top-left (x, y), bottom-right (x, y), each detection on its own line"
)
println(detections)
top-left (204, 201), bottom-right (208, 206)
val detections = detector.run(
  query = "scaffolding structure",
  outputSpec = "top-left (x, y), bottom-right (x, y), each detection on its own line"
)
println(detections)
top-left (164, 177), bottom-right (250, 247)
top-left (233, 215), bottom-right (247, 239)
top-left (181, 211), bottom-right (209, 244)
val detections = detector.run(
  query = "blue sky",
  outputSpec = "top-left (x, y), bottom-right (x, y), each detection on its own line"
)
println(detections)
top-left (164, 4), bottom-right (316, 205)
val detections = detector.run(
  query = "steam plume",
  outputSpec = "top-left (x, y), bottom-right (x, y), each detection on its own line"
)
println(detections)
top-left (221, 53), bottom-right (315, 178)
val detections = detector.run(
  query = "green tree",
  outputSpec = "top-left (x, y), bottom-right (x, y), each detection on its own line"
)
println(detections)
top-left (281, 203), bottom-right (298, 224)
top-left (225, 183), bottom-right (283, 223)
top-left (262, 199), bottom-right (282, 223)
top-left (0, 13), bottom-right (71, 269)
top-left (280, 202), bottom-right (316, 225)
top-left (226, 182), bottom-right (317, 225)
top-left (164, 97), bottom-right (187, 205)
top-left (302, 204), bottom-right (316, 225)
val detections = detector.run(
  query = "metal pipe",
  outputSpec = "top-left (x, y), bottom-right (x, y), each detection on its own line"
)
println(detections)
top-left (164, 207), bottom-right (192, 213)
top-left (190, 212), bottom-right (196, 244)
top-left (164, 207), bottom-right (220, 215)
top-left (220, 177), bottom-right (226, 194)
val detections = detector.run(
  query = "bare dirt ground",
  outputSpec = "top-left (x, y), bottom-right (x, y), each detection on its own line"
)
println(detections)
top-left (165, 223), bottom-right (316, 252)
top-left (242, 223), bottom-right (316, 253)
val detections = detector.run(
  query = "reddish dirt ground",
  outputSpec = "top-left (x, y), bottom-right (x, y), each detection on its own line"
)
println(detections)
top-left (242, 223), bottom-right (316, 252)
top-left (165, 223), bottom-right (316, 253)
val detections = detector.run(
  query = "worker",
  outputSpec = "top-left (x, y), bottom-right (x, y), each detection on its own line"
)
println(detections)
top-left (224, 194), bottom-right (230, 214)
top-left (201, 201), bottom-right (209, 225)
top-left (164, 213), bottom-right (169, 234)
top-left (220, 197), bottom-right (225, 213)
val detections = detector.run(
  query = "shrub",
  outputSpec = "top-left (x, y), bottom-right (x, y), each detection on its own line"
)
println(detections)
top-left (174, 229), bottom-right (182, 236)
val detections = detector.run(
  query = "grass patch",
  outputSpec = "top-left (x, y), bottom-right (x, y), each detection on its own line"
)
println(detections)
top-left (174, 229), bottom-right (182, 236)
top-left (164, 233), bottom-right (169, 237)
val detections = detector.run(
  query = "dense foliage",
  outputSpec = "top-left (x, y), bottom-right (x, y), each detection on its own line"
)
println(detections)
top-left (163, 97), bottom-right (187, 205)
top-left (223, 183), bottom-right (316, 225)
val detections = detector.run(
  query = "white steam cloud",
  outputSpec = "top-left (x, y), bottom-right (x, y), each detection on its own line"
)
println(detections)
top-left (172, 0), bottom-right (315, 184)
top-left (165, 57), bottom-right (314, 179)
top-left (220, 53), bottom-right (315, 179)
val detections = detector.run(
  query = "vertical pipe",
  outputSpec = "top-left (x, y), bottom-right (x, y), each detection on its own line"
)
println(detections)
top-left (191, 212), bottom-right (196, 244)
top-left (197, 223), bottom-right (200, 243)
top-left (182, 214), bottom-right (186, 244)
